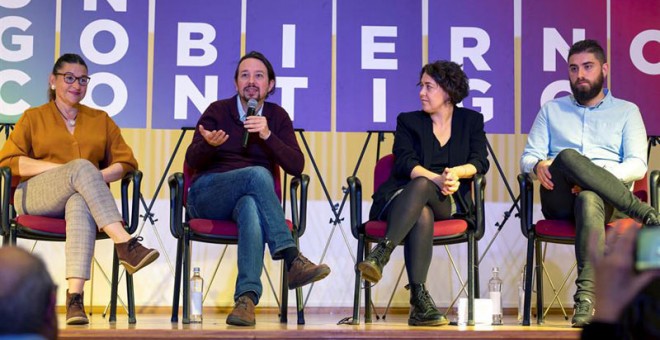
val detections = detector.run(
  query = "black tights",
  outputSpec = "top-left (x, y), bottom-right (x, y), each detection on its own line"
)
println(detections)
top-left (382, 177), bottom-right (451, 284)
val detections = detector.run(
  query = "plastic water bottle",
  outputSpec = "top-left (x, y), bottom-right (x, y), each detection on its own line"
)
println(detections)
top-left (190, 267), bottom-right (203, 323)
top-left (518, 265), bottom-right (527, 324)
top-left (489, 267), bottom-right (503, 325)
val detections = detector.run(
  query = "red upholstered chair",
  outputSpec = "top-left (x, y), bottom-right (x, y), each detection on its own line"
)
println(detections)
top-left (0, 166), bottom-right (142, 323)
top-left (168, 162), bottom-right (309, 324)
top-left (518, 170), bottom-right (660, 325)
top-left (346, 154), bottom-right (486, 325)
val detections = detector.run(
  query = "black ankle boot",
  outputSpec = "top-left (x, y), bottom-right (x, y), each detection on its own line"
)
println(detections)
top-left (357, 238), bottom-right (396, 284)
top-left (407, 283), bottom-right (448, 326)
top-left (642, 209), bottom-right (660, 226)
top-left (629, 200), bottom-right (660, 226)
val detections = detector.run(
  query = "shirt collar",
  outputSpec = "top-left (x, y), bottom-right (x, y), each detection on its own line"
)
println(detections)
top-left (571, 88), bottom-right (610, 109)
top-left (236, 96), bottom-right (263, 121)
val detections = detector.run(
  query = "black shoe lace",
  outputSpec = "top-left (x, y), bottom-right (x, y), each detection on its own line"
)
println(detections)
top-left (417, 289), bottom-right (437, 312)
top-left (68, 294), bottom-right (83, 309)
top-left (369, 245), bottom-right (390, 266)
top-left (575, 300), bottom-right (593, 315)
top-left (127, 236), bottom-right (143, 251)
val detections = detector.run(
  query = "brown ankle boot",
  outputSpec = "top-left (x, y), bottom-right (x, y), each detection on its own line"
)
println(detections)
top-left (115, 236), bottom-right (159, 275)
top-left (287, 253), bottom-right (331, 289)
top-left (66, 290), bottom-right (89, 325)
top-left (226, 295), bottom-right (256, 326)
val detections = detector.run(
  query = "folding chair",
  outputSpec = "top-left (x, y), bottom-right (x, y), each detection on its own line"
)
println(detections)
top-left (518, 170), bottom-right (660, 325)
top-left (0, 166), bottom-right (142, 323)
top-left (169, 162), bottom-right (310, 324)
top-left (346, 154), bottom-right (486, 325)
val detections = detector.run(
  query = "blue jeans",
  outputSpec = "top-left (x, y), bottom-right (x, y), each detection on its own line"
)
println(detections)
top-left (187, 166), bottom-right (296, 304)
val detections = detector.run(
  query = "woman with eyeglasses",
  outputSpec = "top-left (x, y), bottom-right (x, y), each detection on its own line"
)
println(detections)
top-left (0, 53), bottom-right (159, 325)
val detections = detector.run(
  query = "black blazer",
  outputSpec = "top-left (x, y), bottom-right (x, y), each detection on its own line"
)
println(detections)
top-left (370, 107), bottom-right (490, 220)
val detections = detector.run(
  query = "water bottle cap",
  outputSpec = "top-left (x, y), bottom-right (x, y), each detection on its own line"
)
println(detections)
top-left (492, 266), bottom-right (499, 272)
top-left (193, 267), bottom-right (200, 272)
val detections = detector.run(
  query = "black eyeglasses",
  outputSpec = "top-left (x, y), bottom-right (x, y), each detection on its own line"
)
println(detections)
top-left (54, 72), bottom-right (91, 86)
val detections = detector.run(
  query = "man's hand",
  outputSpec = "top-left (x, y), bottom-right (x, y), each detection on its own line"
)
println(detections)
top-left (535, 159), bottom-right (554, 190)
top-left (590, 223), bottom-right (660, 323)
top-left (244, 115), bottom-right (271, 140)
top-left (199, 125), bottom-right (229, 147)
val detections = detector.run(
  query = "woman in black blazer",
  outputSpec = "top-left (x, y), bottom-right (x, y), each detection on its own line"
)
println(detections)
top-left (357, 60), bottom-right (489, 326)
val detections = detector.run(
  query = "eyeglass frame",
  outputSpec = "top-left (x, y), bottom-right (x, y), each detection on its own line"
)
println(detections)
top-left (54, 72), bottom-right (91, 86)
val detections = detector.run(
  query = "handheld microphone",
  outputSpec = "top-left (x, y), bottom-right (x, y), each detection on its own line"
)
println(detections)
top-left (242, 99), bottom-right (258, 148)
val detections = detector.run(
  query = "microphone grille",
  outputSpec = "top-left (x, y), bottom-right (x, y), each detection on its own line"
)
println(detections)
top-left (247, 99), bottom-right (258, 109)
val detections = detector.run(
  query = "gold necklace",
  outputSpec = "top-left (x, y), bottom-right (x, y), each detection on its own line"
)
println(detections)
top-left (54, 102), bottom-right (77, 127)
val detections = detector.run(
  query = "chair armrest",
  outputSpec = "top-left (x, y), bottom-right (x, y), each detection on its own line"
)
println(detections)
top-left (651, 170), bottom-right (659, 212)
top-left (120, 169), bottom-right (142, 234)
top-left (472, 173), bottom-right (487, 240)
top-left (289, 173), bottom-right (310, 237)
top-left (0, 167), bottom-right (11, 239)
top-left (346, 175), bottom-right (363, 240)
top-left (168, 172), bottom-right (185, 239)
top-left (518, 173), bottom-right (535, 239)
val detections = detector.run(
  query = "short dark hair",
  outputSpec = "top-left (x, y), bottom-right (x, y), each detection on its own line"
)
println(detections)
top-left (49, 53), bottom-right (88, 101)
top-left (419, 60), bottom-right (470, 105)
top-left (568, 39), bottom-right (606, 64)
top-left (0, 247), bottom-right (56, 337)
top-left (234, 51), bottom-right (276, 97)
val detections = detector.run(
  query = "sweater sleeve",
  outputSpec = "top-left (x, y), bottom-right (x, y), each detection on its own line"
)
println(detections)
top-left (262, 106), bottom-right (304, 176)
top-left (185, 103), bottom-right (223, 170)
top-left (0, 113), bottom-right (33, 176)
top-left (104, 115), bottom-right (138, 174)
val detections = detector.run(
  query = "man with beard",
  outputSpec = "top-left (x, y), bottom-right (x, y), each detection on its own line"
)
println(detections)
top-left (185, 51), bottom-right (330, 326)
top-left (520, 39), bottom-right (659, 328)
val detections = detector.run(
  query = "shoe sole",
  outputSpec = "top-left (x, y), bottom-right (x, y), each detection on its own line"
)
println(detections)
top-left (408, 318), bottom-right (450, 326)
top-left (66, 316), bottom-right (89, 325)
top-left (226, 316), bottom-right (256, 326)
top-left (357, 262), bottom-right (382, 284)
top-left (288, 267), bottom-right (331, 289)
top-left (571, 320), bottom-right (589, 328)
top-left (120, 250), bottom-right (160, 275)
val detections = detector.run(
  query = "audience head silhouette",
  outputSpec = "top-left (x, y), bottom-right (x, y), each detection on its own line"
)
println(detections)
top-left (0, 247), bottom-right (57, 340)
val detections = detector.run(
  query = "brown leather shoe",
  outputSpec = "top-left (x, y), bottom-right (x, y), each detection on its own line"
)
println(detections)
top-left (115, 236), bottom-right (159, 275)
top-left (66, 290), bottom-right (89, 325)
top-left (226, 295), bottom-right (256, 326)
top-left (287, 253), bottom-right (331, 289)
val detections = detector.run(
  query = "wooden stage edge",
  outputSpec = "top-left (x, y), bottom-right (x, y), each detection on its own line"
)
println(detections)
top-left (56, 308), bottom-right (582, 340)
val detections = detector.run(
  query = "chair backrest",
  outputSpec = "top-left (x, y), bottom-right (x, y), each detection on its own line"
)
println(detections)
top-left (633, 171), bottom-right (648, 203)
top-left (373, 154), bottom-right (395, 192)
top-left (182, 162), bottom-right (283, 206)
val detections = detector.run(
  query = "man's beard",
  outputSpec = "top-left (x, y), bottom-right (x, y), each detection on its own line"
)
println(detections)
top-left (239, 86), bottom-right (262, 103)
top-left (570, 73), bottom-right (604, 105)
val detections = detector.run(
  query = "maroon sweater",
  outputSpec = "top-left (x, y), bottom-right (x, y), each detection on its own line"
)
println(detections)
top-left (185, 95), bottom-right (304, 182)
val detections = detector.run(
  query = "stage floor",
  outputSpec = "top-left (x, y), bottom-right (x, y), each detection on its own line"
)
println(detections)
top-left (56, 310), bottom-right (582, 340)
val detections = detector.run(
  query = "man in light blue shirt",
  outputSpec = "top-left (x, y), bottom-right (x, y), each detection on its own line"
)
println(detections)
top-left (520, 39), bottom-right (659, 328)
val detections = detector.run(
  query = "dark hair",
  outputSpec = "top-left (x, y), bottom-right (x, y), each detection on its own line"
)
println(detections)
top-left (0, 247), bottom-right (55, 337)
top-left (234, 51), bottom-right (276, 97)
top-left (568, 39), bottom-right (606, 64)
top-left (48, 53), bottom-right (88, 101)
top-left (419, 60), bottom-right (470, 105)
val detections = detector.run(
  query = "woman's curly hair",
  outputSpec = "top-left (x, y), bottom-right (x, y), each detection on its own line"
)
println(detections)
top-left (419, 60), bottom-right (470, 105)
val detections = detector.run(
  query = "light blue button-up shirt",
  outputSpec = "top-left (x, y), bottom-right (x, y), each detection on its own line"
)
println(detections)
top-left (236, 96), bottom-right (263, 121)
top-left (521, 89), bottom-right (647, 184)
